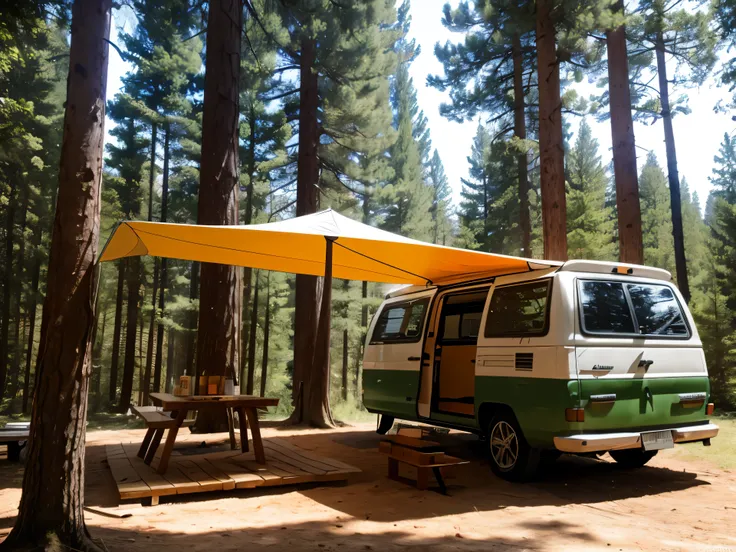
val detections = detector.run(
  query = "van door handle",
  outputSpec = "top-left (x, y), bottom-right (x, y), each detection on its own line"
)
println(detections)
top-left (638, 359), bottom-right (654, 369)
top-left (408, 356), bottom-right (421, 361)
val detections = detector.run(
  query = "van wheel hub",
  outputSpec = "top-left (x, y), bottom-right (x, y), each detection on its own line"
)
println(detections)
top-left (490, 421), bottom-right (519, 470)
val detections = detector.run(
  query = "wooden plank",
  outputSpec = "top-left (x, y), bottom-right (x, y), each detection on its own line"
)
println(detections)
top-left (121, 447), bottom-right (178, 497)
top-left (175, 459), bottom-right (223, 493)
top-left (267, 438), bottom-right (360, 472)
top-left (262, 441), bottom-right (341, 473)
top-left (150, 393), bottom-right (279, 412)
top-left (107, 455), bottom-right (151, 500)
top-left (190, 457), bottom-right (236, 491)
top-left (381, 434), bottom-right (441, 450)
top-left (162, 463), bottom-right (204, 494)
top-left (257, 445), bottom-right (327, 476)
top-left (206, 457), bottom-right (265, 489)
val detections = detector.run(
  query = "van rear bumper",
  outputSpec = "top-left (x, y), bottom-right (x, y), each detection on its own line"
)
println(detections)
top-left (553, 423), bottom-right (719, 453)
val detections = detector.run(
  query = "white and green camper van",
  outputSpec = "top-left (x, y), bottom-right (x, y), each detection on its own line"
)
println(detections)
top-left (362, 260), bottom-right (719, 481)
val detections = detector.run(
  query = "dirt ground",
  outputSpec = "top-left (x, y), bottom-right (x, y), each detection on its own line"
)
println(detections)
top-left (1, 422), bottom-right (735, 552)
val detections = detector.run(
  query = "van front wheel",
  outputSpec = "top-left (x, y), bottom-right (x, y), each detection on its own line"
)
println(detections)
top-left (609, 449), bottom-right (658, 468)
top-left (487, 413), bottom-right (539, 482)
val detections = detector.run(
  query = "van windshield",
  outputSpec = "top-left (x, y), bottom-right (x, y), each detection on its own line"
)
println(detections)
top-left (579, 280), bottom-right (689, 337)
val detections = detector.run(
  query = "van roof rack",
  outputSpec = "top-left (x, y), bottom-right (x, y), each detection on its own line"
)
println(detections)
top-left (559, 260), bottom-right (671, 281)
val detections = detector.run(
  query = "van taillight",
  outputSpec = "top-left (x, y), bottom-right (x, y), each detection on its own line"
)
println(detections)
top-left (706, 403), bottom-right (714, 416)
top-left (565, 408), bottom-right (585, 422)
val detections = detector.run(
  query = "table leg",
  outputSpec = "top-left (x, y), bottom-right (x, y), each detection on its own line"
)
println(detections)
top-left (416, 467), bottom-right (429, 491)
top-left (227, 408), bottom-right (237, 450)
top-left (156, 409), bottom-right (187, 475)
top-left (138, 428), bottom-right (156, 459)
top-left (387, 457), bottom-right (399, 481)
top-left (235, 407), bottom-right (249, 453)
top-left (245, 408), bottom-right (265, 464)
top-left (432, 467), bottom-right (447, 495)
top-left (144, 429), bottom-right (164, 465)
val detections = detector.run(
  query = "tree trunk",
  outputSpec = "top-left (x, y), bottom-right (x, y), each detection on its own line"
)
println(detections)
top-left (342, 328), bottom-right (348, 401)
top-left (148, 122), bottom-right (157, 222)
top-left (153, 124), bottom-right (170, 394)
top-left (166, 327), bottom-right (175, 391)
top-left (108, 260), bottom-right (126, 406)
top-left (22, 231), bottom-right (42, 414)
top-left (193, 0), bottom-right (242, 433)
top-left (607, 0), bottom-right (644, 265)
top-left (246, 272), bottom-right (259, 394)
top-left (184, 261), bottom-right (199, 383)
top-left (536, 0), bottom-right (568, 262)
top-left (290, 36), bottom-right (322, 422)
top-left (2, 1), bottom-right (110, 548)
top-left (142, 258), bottom-right (158, 404)
top-left (0, 194), bottom-right (16, 399)
top-left (512, 32), bottom-right (531, 258)
top-left (93, 308), bottom-right (107, 406)
top-left (303, 238), bottom-right (336, 428)
top-left (259, 275), bottom-right (270, 397)
top-left (119, 257), bottom-right (139, 412)
top-left (655, 32), bottom-right (690, 302)
top-left (240, 110), bottom-right (257, 388)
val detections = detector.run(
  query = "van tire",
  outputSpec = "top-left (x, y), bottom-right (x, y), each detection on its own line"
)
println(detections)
top-left (376, 415), bottom-right (394, 435)
top-left (609, 449), bottom-right (658, 468)
top-left (487, 412), bottom-right (539, 482)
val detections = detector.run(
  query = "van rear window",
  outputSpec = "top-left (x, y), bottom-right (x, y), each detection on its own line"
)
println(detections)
top-left (371, 298), bottom-right (429, 343)
top-left (484, 281), bottom-right (551, 338)
top-left (579, 280), bottom-right (689, 337)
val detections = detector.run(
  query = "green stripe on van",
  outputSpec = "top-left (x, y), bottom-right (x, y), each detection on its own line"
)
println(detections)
top-left (363, 369), bottom-right (420, 419)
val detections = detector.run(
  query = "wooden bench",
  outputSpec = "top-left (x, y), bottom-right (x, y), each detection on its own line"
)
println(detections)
top-left (132, 406), bottom-right (197, 465)
top-left (379, 434), bottom-right (469, 494)
top-left (0, 429), bottom-right (30, 462)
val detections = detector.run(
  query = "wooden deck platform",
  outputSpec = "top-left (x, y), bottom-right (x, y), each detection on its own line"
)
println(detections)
top-left (105, 437), bottom-right (360, 504)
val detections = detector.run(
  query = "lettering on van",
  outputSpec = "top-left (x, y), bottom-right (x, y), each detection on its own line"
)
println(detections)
top-left (591, 364), bottom-right (614, 371)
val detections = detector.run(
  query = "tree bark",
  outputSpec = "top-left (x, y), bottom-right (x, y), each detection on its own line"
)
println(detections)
top-left (166, 327), bottom-right (175, 391)
top-left (142, 258), bottom-right (158, 404)
top-left (1, 0), bottom-right (110, 548)
top-left (22, 230), bottom-right (42, 414)
top-left (607, 0), bottom-right (644, 265)
top-left (0, 193), bottom-right (15, 399)
top-left (108, 260), bottom-right (126, 406)
top-left (153, 124), bottom-right (170, 394)
top-left (303, 238), bottom-right (336, 428)
top-left (655, 32), bottom-right (690, 302)
top-left (290, 36), bottom-right (322, 423)
top-left (240, 109), bottom-right (257, 388)
top-left (193, 0), bottom-right (242, 433)
top-left (93, 307), bottom-right (107, 406)
top-left (536, 0), bottom-right (568, 261)
top-left (119, 257), bottom-right (139, 412)
top-left (512, 32), bottom-right (531, 258)
top-left (148, 122), bottom-right (157, 222)
top-left (246, 272), bottom-right (259, 395)
top-left (184, 261), bottom-right (199, 383)
top-left (341, 328), bottom-right (348, 402)
top-left (259, 275), bottom-right (270, 397)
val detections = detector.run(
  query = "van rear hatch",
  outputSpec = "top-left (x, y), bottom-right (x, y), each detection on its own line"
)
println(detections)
top-left (574, 279), bottom-right (710, 431)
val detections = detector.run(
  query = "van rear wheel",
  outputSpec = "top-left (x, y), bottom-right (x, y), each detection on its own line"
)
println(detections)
top-left (487, 413), bottom-right (539, 482)
top-left (609, 449), bottom-right (658, 468)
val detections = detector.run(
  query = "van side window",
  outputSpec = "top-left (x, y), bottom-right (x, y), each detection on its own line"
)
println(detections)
top-left (484, 281), bottom-right (551, 338)
top-left (579, 281), bottom-right (636, 334)
top-left (579, 280), bottom-right (689, 337)
top-left (371, 298), bottom-right (429, 343)
top-left (628, 284), bottom-right (688, 336)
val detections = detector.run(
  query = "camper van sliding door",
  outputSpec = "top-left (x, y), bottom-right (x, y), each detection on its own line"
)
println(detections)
top-left (362, 293), bottom-right (433, 418)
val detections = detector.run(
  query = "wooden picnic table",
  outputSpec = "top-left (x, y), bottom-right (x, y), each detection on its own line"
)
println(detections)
top-left (143, 393), bottom-right (279, 474)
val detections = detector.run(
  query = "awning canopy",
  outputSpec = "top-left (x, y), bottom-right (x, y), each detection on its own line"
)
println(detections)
top-left (99, 209), bottom-right (561, 285)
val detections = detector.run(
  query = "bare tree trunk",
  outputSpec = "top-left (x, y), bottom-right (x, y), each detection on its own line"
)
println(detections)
top-left (246, 272), bottom-right (259, 395)
top-left (290, 36), bottom-right (322, 423)
top-left (240, 109), bottom-right (257, 386)
top-left (536, 0), bottom-right (568, 261)
top-left (108, 260), bottom-right (126, 406)
top-left (119, 257), bottom-right (139, 412)
top-left (655, 32), bottom-right (690, 302)
top-left (259, 275), bottom-right (270, 397)
top-left (153, 124), bottom-right (170, 394)
top-left (22, 230), bottom-right (42, 414)
top-left (303, 238), bottom-right (336, 428)
top-left (142, 259), bottom-right (158, 404)
top-left (184, 261), bottom-right (199, 382)
top-left (2, 1), bottom-right (110, 547)
top-left (193, 0), bottom-right (242, 433)
top-left (166, 327), bottom-right (175, 391)
top-left (93, 308), bottom-right (107, 406)
top-left (342, 328), bottom-right (348, 402)
top-left (512, 32), bottom-right (531, 258)
top-left (0, 195), bottom-right (15, 399)
top-left (607, 0), bottom-right (643, 265)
